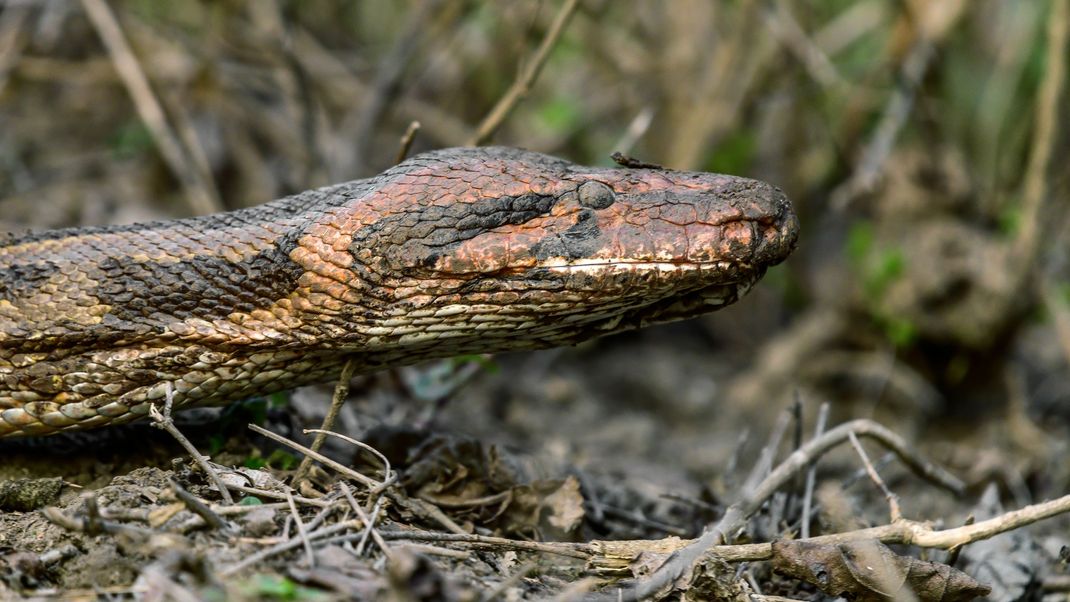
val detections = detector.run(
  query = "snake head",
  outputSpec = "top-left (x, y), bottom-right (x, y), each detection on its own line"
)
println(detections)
top-left (530, 163), bottom-right (799, 329)
top-left (339, 147), bottom-right (798, 352)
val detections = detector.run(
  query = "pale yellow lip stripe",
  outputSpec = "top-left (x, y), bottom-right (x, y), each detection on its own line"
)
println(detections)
top-left (544, 259), bottom-right (736, 272)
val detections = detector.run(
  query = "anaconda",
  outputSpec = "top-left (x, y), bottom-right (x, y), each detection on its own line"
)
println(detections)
top-left (0, 147), bottom-right (798, 437)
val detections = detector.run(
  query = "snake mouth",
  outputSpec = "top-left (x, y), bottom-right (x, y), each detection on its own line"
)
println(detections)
top-left (539, 257), bottom-right (763, 324)
top-left (542, 258), bottom-right (739, 273)
top-left (541, 258), bottom-right (759, 288)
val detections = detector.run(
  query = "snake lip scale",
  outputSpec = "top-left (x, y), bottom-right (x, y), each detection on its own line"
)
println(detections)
top-left (0, 146), bottom-right (799, 437)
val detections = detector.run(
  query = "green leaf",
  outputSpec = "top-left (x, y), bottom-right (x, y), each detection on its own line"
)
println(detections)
top-left (208, 434), bottom-right (224, 456)
top-left (845, 221), bottom-right (875, 265)
top-left (1059, 281), bottom-right (1070, 306)
top-left (238, 575), bottom-right (330, 601)
top-left (245, 575), bottom-right (296, 598)
top-left (883, 316), bottom-right (918, 348)
top-left (452, 354), bottom-right (499, 373)
top-left (267, 392), bottom-right (291, 409)
top-left (863, 248), bottom-right (906, 299)
top-left (536, 97), bottom-right (582, 135)
top-left (846, 222), bottom-right (907, 300)
top-left (266, 449), bottom-right (299, 471)
top-left (998, 205), bottom-right (1022, 237)
top-left (109, 121), bottom-right (154, 160)
top-left (705, 130), bottom-right (757, 175)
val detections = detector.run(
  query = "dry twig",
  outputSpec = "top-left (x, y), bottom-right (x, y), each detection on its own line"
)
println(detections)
top-left (42, 503), bottom-right (153, 538)
top-left (590, 493), bottom-right (1070, 567)
top-left (249, 423), bottom-right (382, 490)
top-left (630, 418), bottom-right (962, 600)
top-left (294, 356), bottom-right (359, 482)
top-left (211, 502), bottom-right (292, 515)
top-left (370, 530), bottom-right (591, 560)
top-left (829, 0), bottom-right (966, 209)
top-left (222, 483), bottom-right (330, 508)
top-left (339, 481), bottom-right (392, 561)
top-left (355, 495), bottom-right (387, 557)
top-left (743, 408), bottom-right (792, 494)
top-left (285, 489), bottom-right (315, 568)
top-left (468, 0), bottom-right (581, 145)
top-left (395, 121), bottom-right (422, 165)
top-left (762, 0), bottom-right (851, 92)
top-left (220, 518), bottom-right (365, 577)
top-left (169, 479), bottom-right (228, 532)
top-left (800, 402), bottom-right (829, 539)
top-left (1015, 0), bottom-right (1068, 267)
top-left (304, 428), bottom-right (395, 494)
top-left (848, 431), bottom-right (901, 522)
top-left (349, 0), bottom-right (447, 171)
top-left (387, 490), bottom-right (469, 535)
top-left (79, 0), bottom-right (222, 215)
top-left (149, 384), bottom-right (234, 505)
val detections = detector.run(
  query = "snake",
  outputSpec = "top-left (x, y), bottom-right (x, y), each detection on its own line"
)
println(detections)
top-left (0, 147), bottom-right (798, 437)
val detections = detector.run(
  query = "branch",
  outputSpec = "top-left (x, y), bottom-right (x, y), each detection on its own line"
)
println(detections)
top-left (79, 0), bottom-right (222, 215)
top-left (630, 419), bottom-right (963, 600)
top-left (294, 356), bottom-right (358, 483)
top-left (1014, 0), bottom-right (1068, 266)
top-left (149, 384), bottom-right (234, 505)
top-left (590, 493), bottom-right (1070, 566)
top-left (467, 0), bottom-right (581, 145)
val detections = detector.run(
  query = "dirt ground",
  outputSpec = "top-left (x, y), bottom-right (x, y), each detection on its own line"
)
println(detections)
top-left (2, 1), bottom-right (1070, 600)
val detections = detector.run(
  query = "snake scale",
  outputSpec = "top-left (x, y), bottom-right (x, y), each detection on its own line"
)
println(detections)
top-left (0, 147), bottom-right (798, 437)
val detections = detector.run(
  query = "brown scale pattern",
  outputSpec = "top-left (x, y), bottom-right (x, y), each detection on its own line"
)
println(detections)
top-left (0, 147), bottom-right (798, 436)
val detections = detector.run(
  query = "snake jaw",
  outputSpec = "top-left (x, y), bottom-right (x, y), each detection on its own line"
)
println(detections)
top-left (631, 273), bottom-right (762, 327)
top-left (570, 266), bottom-right (764, 333)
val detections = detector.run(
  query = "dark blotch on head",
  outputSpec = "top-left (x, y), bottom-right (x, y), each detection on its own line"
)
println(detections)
top-left (531, 209), bottom-right (602, 261)
top-left (350, 193), bottom-right (556, 270)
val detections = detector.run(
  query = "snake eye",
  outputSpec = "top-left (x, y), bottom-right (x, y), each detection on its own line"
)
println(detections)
top-left (578, 181), bottom-right (615, 209)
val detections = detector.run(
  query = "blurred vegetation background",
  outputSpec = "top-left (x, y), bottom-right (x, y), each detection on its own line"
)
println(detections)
top-left (3, 4), bottom-right (1070, 596)
top-left (1, 0), bottom-right (1068, 476)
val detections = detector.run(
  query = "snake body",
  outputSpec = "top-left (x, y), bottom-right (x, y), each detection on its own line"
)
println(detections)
top-left (0, 147), bottom-right (798, 437)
